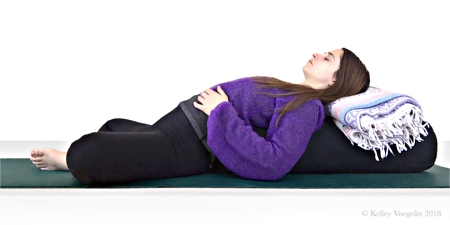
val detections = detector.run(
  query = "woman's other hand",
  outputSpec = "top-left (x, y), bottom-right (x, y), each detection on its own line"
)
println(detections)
top-left (193, 86), bottom-right (229, 116)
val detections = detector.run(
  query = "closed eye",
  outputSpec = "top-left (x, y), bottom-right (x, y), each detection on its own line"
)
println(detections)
top-left (323, 52), bottom-right (330, 61)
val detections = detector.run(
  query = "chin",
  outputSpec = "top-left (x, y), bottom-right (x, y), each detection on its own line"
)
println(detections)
top-left (301, 67), bottom-right (309, 75)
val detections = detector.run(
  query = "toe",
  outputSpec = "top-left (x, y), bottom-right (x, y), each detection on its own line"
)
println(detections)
top-left (34, 148), bottom-right (44, 156)
top-left (30, 155), bottom-right (43, 163)
top-left (31, 148), bottom-right (46, 157)
top-left (34, 157), bottom-right (43, 163)
top-left (38, 166), bottom-right (47, 170)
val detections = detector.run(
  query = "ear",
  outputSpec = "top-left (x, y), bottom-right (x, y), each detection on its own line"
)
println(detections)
top-left (329, 75), bottom-right (337, 86)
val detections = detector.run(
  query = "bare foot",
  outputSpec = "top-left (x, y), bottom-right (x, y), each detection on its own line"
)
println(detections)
top-left (30, 148), bottom-right (69, 171)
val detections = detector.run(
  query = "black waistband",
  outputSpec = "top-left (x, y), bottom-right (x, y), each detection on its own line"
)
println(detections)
top-left (179, 95), bottom-right (216, 164)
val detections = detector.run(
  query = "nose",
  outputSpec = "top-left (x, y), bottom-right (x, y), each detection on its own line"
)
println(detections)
top-left (312, 52), bottom-right (326, 60)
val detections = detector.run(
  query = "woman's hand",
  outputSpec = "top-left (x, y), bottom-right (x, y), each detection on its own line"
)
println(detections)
top-left (193, 86), bottom-right (229, 116)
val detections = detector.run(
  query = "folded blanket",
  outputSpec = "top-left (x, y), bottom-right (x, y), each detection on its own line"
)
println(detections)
top-left (324, 87), bottom-right (429, 161)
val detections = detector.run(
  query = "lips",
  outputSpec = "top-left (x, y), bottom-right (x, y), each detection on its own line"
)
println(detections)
top-left (309, 60), bottom-right (313, 65)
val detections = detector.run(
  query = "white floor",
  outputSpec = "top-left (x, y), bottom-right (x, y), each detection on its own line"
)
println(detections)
top-left (0, 188), bottom-right (449, 224)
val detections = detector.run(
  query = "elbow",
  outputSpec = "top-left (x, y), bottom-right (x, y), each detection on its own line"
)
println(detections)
top-left (236, 167), bottom-right (287, 181)
top-left (253, 158), bottom-right (291, 181)
top-left (261, 173), bottom-right (285, 181)
top-left (252, 172), bottom-right (285, 181)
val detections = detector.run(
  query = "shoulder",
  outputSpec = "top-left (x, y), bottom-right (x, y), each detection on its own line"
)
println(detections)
top-left (276, 97), bottom-right (325, 131)
top-left (295, 99), bottom-right (324, 117)
top-left (300, 99), bottom-right (325, 131)
top-left (305, 99), bottom-right (324, 111)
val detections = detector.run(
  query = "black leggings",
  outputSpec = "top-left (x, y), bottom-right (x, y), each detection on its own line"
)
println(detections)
top-left (66, 106), bottom-right (211, 185)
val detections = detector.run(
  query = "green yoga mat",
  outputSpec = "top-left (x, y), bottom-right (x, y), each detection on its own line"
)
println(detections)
top-left (1, 158), bottom-right (449, 189)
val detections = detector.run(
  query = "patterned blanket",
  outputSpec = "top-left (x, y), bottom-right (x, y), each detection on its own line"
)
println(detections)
top-left (324, 87), bottom-right (429, 161)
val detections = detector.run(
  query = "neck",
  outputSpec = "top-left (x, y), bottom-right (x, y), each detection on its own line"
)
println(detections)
top-left (300, 80), bottom-right (319, 89)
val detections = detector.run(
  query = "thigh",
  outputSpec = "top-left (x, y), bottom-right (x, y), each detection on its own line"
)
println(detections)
top-left (67, 107), bottom-right (211, 185)
top-left (98, 118), bottom-right (154, 132)
top-left (98, 104), bottom-right (190, 133)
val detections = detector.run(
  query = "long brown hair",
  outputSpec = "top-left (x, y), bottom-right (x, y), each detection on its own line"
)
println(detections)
top-left (252, 48), bottom-right (370, 125)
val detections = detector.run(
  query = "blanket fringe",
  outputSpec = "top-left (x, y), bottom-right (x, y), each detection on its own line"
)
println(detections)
top-left (345, 104), bottom-right (429, 161)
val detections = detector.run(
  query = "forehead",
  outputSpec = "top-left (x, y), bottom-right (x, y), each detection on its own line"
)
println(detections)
top-left (329, 49), bottom-right (344, 60)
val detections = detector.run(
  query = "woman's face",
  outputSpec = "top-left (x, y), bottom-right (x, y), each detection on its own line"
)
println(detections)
top-left (302, 49), bottom-right (344, 89)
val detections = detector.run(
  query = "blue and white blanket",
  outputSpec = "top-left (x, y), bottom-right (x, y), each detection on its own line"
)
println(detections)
top-left (324, 86), bottom-right (429, 161)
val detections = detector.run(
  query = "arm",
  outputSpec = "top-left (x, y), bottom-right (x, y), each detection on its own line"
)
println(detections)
top-left (207, 99), bottom-right (323, 181)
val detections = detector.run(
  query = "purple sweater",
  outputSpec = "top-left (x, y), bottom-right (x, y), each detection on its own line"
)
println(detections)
top-left (206, 77), bottom-right (325, 181)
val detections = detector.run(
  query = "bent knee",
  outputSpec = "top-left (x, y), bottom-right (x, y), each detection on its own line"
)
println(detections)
top-left (66, 132), bottom-right (103, 185)
top-left (98, 118), bottom-right (125, 132)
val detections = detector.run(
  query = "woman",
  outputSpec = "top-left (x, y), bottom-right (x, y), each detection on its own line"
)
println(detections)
top-left (30, 48), bottom-right (370, 185)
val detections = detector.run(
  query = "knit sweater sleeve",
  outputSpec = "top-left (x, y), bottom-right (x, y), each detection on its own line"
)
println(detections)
top-left (206, 98), bottom-right (324, 181)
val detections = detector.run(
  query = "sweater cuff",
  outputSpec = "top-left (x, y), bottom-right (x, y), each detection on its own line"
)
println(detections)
top-left (210, 101), bottom-right (232, 117)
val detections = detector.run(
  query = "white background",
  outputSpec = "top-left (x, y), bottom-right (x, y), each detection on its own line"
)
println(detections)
top-left (1, 0), bottom-right (449, 224)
